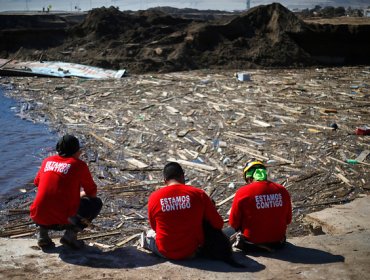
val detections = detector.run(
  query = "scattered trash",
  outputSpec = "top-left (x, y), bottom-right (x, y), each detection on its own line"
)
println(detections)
top-left (308, 128), bottom-right (321, 133)
top-left (355, 126), bottom-right (370, 136)
top-left (227, 182), bottom-right (236, 189)
top-left (0, 59), bottom-right (126, 79)
top-left (236, 72), bottom-right (251, 82)
top-left (321, 109), bottom-right (338, 114)
top-left (1, 66), bottom-right (369, 244)
top-left (355, 150), bottom-right (370, 163)
top-left (222, 157), bottom-right (231, 165)
top-left (329, 123), bottom-right (339, 130)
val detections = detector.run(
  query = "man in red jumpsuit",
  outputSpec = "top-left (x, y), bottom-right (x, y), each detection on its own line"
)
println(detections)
top-left (228, 159), bottom-right (292, 252)
top-left (30, 134), bottom-right (102, 249)
top-left (141, 162), bottom-right (224, 260)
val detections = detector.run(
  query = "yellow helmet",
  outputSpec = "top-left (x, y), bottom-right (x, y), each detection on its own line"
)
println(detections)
top-left (243, 160), bottom-right (266, 182)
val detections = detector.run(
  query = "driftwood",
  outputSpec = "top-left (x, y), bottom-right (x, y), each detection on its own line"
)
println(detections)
top-left (0, 228), bottom-right (35, 237)
top-left (3, 220), bottom-right (33, 230)
top-left (115, 233), bottom-right (141, 247)
top-left (355, 150), bottom-right (370, 163)
top-left (78, 230), bottom-right (122, 241)
top-left (7, 209), bottom-right (30, 215)
top-left (9, 231), bottom-right (35, 238)
top-left (216, 194), bottom-right (235, 207)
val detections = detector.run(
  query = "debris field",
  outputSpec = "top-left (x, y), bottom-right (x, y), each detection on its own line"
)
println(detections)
top-left (0, 66), bottom-right (369, 249)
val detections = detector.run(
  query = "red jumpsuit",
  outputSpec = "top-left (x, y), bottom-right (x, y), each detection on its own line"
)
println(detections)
top-left (148, 184), bottom-right (224, 259)
top-left (30, 154), bottom-right (97, 225)
top-left (229, 180), bottom-right (292, 244)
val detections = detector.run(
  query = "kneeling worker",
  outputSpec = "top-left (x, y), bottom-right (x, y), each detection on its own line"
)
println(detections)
top-left (141, 162), bottom-right (224, 260)
top-left (228, 159), bottom-right (292, 252)
top-left (30, 134), bottom-right (102, 249)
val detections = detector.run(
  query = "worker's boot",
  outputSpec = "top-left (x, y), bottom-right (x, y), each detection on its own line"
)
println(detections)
top-left (60, 229), bottom-right (84, 250)
top-left (37, 226), bottom-right (55, 248)
top-left (139, 232), bottom-right (149, 249)
top-left (68, 215), bottom-right (90, 232)
top-left (232, 232), bottom-right (250, 251)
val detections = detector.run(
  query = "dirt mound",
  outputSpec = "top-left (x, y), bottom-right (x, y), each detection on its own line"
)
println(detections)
top-left (1, 3), bottom-right (369, 73)
top-left (180, 3), bottom-right (312, 69)
top-left (65, 3), bottom-right (313, 71)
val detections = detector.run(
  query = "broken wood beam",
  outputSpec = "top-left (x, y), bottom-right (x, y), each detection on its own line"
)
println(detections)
top-left (168, 159), bottom-right (217, 171)
top-left (7, 209), bottom-right (30, 215)
top-left (115, 232), bottom-right (141, 247)
top-left (125, 157), bottom-right (149, 169)
top-left (78, 230), bottom-right (122, 241)
top-left (216, 194), bottom-right (235, 207)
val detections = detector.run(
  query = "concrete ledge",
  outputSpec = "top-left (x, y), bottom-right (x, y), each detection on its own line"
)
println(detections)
top-left (304, 195), bottom-right (370, 234)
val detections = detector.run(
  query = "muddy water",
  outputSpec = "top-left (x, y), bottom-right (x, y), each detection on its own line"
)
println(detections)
top-left (0, 87), bottom-right (56, 198)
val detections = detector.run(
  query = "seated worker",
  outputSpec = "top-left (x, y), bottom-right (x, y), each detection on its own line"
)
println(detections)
top-left (141, 162), bottom-right (224, 260)
top-left (30, 134), bottom-right (103, 249)
top-left (227, 159), bottom-right (292, 252)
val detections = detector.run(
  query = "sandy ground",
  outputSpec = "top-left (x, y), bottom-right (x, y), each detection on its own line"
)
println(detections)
top-left (1, 195), bottom-right (369, 280)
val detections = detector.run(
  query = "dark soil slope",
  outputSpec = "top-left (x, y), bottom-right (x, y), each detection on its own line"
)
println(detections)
top-left (0, 3), bottom-right (369, 73)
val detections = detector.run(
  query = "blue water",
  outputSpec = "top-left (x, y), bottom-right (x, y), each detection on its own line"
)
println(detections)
top-left (0, 86), bottom-right (57, 198)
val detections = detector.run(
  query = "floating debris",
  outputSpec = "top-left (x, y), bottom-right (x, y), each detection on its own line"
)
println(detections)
top-left (0, 66), bottom-right (369, 247)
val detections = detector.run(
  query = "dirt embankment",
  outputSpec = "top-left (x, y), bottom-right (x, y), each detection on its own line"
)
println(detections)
top-left (1, 3), bottom-right (370, 73)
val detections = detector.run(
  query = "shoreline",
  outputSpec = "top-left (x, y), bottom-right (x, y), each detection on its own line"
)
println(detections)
top-left (0, 66), bottom-right (369, 245)
top-left (0, 87), bottom-right (56, 202)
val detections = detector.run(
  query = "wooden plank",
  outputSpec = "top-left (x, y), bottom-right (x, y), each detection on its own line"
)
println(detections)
top-left (1, 228), bottom-right (35, 237)
top-left (78, 230), bottom-right (122, 241)
top-left (269, 154), bottom-right (294, 164)
top-left (320, 108), bottom-right (338, 114)
top-left (125, 157), bottom-right (149, 169)
top-left (224, 131), bottom-right (263, 146)
top-left (166, 106), bottom-right (179, 114)
top-left (10, 231), bottom-right (35, 238)
top-left (216, 194), bottom-right (235, 207)
top-left (89, 132), bottom-right (115, 149)
top-left (208, 158), bottom-right (225, 173)
top-left (7, 209), bottom-right (30, 215)
top-left (3, 221), bottom-right (34, 230)
top-left (355, 150), bottom-right (370, 163)
top-left (115, 233), bottom-right (141, 247)
top-left (301, 123), bottom-right (335, 131)
top-left (327, 156), bottom-right (346, 165)
top-left (253, 119), bottom-right (272, 128)
top-left (335, 173), bottom-right (352, 187)
top-left (168, 158), bottom-right (217, 171)
top-left (233, 145), bottom-right (269, 161)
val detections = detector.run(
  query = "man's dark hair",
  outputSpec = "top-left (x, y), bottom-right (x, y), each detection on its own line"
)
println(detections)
top-left (56, 134), bottom-right (80, 157)
top-left (163, 162), bottom-right (184, 182)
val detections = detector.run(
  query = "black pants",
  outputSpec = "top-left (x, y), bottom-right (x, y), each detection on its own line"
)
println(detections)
top-left (224, 226), bottom-right (286, 252)
top-left (200, 220), bottom-right (233, 259)
top-left (38, 196), bottom-right (103, 230)
top-left (77, 196), bottom-right (103, 222)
